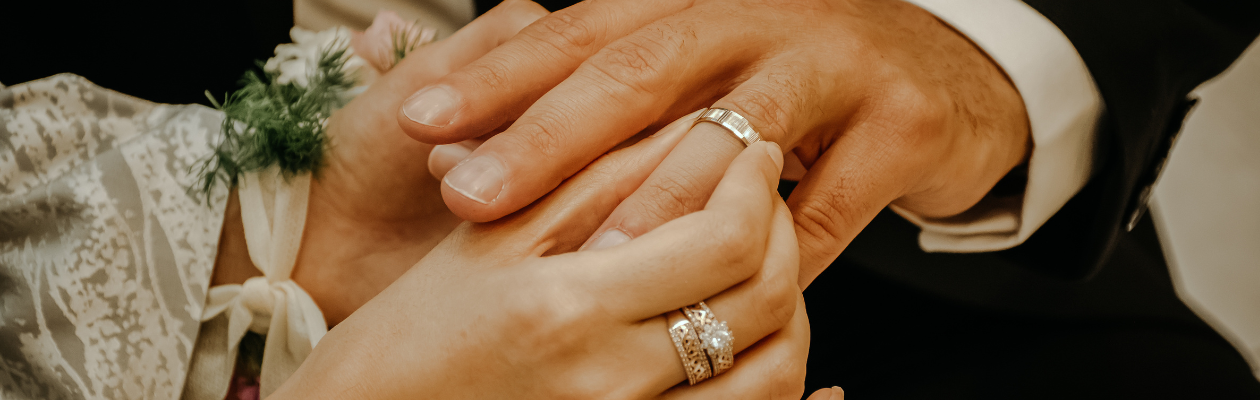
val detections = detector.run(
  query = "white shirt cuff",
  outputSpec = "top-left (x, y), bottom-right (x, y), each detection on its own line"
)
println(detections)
top-left (894, 0), bottom-right (1104, 253)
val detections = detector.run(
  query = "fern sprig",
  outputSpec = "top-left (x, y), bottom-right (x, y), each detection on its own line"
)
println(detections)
top-left (193, 38), bottom-right (357, 200)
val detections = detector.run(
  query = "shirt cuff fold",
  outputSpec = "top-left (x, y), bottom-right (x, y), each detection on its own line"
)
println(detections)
top-left (897, 0), bottom-right (1104, 253)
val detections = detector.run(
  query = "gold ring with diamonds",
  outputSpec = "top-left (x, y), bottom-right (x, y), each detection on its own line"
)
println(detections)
top-left (666, 310), bottom-right (712, 385)
top-left (681, 302), bottom-right (735, 376)
top-left (694, 108), bottom-right (762, 147)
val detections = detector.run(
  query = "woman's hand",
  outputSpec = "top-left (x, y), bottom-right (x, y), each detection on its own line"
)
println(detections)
top-left (271, 116), bottom-right (809, 399)
top-left (397, 0), bottom-right (1030, 287)
top-left (211, 1), bottom-right (551, 325)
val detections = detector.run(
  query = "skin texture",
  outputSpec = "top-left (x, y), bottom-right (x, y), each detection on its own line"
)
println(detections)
top-left (215, 3), bottom-right (814, 397)
top-left (401, 0), bottom-right (1030, 288)
top-left (271, 140), bottom-right (810, 400)
top-left (210, 0), bottom-right (551, 325)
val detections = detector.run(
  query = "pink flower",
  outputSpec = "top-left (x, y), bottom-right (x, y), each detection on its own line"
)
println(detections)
top-left (351, 11), bottom-right (437, 74)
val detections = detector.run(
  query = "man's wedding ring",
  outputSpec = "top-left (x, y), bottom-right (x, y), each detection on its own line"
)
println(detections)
top-left (681, 302), bottom-right (735, 376)
top-left (667, 310), bottom-right (713, 384)
top-left (694, 108), bottom-right (763, 147)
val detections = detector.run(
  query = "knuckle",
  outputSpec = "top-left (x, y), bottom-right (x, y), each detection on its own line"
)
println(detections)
top-left (637, 169), bottom-right (709, 224)
top-left (767, 276), bottom-right (798, 328)
top-left (704, 216), bottom-right (761, 276)
top-left (753, 269), bottom-right (798, 332)
top-left (506, 114), bottom-right (572, 157)
top-left (586, 25), bottom-right (685, 94)
top-left (528, 11), bottom-right (597, 54)
top-left (461, 59), bottom-right (515, 91)
top-left (792, 195), bottom-right (853, 251)
top-left (727, 89), bottom-right (791, 142)
top-left (725, 69), bottom-right (809, 143)
top-left (877, 79), bottom-right (949, 153)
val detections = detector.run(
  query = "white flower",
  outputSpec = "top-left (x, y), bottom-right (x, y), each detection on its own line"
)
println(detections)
top-left (263, 26), bottom-right (368, 87)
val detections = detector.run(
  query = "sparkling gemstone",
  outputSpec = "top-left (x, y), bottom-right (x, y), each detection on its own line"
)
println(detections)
top-left (700, 322), bottom-right (733, 349)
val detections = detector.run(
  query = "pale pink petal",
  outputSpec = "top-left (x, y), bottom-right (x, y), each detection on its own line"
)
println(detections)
top-left (350, 10), bottom-right (436, 73)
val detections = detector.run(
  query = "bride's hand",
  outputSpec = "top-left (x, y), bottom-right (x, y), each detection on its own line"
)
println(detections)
top-left (211, 1), bottom-right (551, 326)
top-left (272, 120), bottom-right (808, 399)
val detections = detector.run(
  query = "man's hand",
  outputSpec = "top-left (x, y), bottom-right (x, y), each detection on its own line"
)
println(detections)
top-left (399, 0), bottom-right (1029, 287)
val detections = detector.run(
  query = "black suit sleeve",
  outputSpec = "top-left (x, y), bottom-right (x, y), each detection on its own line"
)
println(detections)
top-left (469, 0), bottom-right (1259, 279)
top-left (1002, 0), bottom-right (1260, 278)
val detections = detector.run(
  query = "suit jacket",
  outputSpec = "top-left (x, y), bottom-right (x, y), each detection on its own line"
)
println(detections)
top-left (477, 0), bottom-right (1258, 278)
top-left (1007, 0), bottom-right (1260, 279)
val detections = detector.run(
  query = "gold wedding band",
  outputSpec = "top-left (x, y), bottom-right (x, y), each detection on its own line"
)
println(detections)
top-left (681, 302), bottom-right (735, 376)
top-left (666, 310), bottom-right (712, 385)
top-left (694, 108), bottom-right (763, 147)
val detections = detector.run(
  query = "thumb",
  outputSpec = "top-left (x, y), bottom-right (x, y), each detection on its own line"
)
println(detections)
top-left (806, 387), bottom-right (845, 400)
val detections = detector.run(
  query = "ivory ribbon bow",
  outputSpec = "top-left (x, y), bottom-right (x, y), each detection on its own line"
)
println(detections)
top-left (187, 167), bottom-right (326, 399)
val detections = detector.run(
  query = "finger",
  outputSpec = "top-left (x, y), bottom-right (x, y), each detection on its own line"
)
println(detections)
top-left (807, 387), bottom-right (844, 400)
top-left (656, 294), bottom-right (811, 400)
top-left (397, 0), bottom-right (693, 143)
top-left (632, 198), bottom-right (803, 392)
top-left (375, 0), bottom-right (550, 102)
top-left (581, 121), bottom-right (746, 250)
top-left (604, 197), bottom-right (800, 396)
top-left (338, 0), bottom-right (549, 138)
top-left (791, 116), bottom-right (917, 289)
top-left (427, 118), bottom-right (514, 179)
top-left (507, 110), bottom-right (701, 253)
top-left (459, 111), bottom-right (699, 258)
top-left (698, 199), bottom-right (801, 351)
top-left (584, 56), bottom-right (842, 250)
top-left (428, 140), bottom-right (479, 179)
top-left (429, 8), bottom-right (771, 222)
top-left (565, 142), bottom-right (785, 318)
top-left (318, 2), bottom-right (548, 219)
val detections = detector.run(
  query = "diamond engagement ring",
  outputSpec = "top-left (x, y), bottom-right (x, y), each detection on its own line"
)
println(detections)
top-left (666, 310), bottom-right (713, 385)
top-left (694, 108), bottom-right (763, 147)
top-left (681, 302), bottom-right (735, 376)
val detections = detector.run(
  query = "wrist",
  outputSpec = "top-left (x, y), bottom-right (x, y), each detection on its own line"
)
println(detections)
top-left (212, 188), bottom-right (263, 286)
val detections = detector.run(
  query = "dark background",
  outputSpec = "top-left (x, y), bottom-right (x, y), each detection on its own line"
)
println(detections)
top-left (1, 0), bottom-right (293, 105)
top-left (5, 1), bottom-right (1257, 398)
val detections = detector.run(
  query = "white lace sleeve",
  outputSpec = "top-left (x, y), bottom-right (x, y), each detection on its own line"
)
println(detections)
top-left (0, 74), bottom-right (228, 399)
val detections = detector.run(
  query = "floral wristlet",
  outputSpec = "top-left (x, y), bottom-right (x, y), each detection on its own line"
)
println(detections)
top-left (187, 12), bottom-right (436, 400)
top-left (194, 11), bottom-right (435, 199)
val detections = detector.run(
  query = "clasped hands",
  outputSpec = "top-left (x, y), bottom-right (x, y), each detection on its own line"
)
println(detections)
top-left (267, 0), bottom-right (1030, 398)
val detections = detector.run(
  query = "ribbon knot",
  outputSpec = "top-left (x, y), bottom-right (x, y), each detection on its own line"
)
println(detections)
top-left (240, 277), bottom-right (277, 334)
top-left (188, 168), bottom-right (325, 400)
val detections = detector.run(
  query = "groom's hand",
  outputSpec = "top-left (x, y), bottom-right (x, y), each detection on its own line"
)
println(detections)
top-left (398, 0), bottom-right (1030, 287)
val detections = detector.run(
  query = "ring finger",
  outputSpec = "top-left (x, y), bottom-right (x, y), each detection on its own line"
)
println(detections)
top-left (584, 56), bottom-right (843, 250)
top-left (627, 198), bottom-right (801, 394)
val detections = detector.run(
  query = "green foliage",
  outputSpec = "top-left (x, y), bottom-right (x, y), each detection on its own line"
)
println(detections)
top-left (390, 23), bottom-right (426, 69)
top-left (193, 40), bottom-right (357, 200)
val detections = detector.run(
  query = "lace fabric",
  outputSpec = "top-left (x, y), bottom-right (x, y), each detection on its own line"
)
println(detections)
top-left (0, 74), bottom-right (228, 399)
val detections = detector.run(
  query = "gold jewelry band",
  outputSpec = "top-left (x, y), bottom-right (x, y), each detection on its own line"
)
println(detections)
top-left (666, 310), bottom-right (713, 385)
top-left (694, 108), bottom-right (763, 147)
top-left (681, 302), bottom-right (735, 376)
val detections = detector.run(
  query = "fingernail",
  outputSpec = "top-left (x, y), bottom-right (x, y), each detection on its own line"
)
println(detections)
top-left (587, 229), bottom-right (631, 250)
top-left (831, 386), bottom-right (845, 400)
top-left (429, 144), bottom-right (473, 177)
top-left (764, 142), bottom-right (784, 172)
top-left (443, 155), bottom-right (504, 204)
top-left (403, 85), bottom-right (460, 127)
